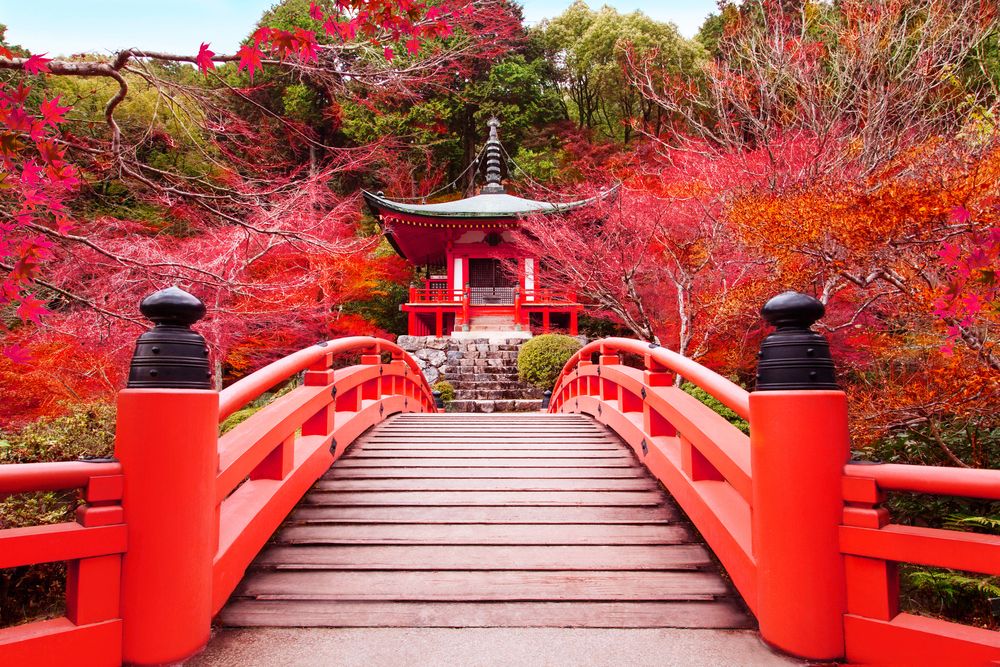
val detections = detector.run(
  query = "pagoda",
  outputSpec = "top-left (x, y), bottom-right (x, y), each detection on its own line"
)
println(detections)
top-left (364, 118), bottom-right (610, 338)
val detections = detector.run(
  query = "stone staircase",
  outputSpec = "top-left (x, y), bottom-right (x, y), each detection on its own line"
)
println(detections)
top-left (443, 337), bottom-right (544, 413)
top-left (467, 314), bottom-right (517, 332)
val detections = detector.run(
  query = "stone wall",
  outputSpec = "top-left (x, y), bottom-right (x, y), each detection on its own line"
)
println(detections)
top-left (396, 335), bottom-right (453, 386)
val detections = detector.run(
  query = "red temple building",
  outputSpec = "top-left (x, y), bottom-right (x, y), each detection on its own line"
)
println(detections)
top-left (364, 118), bottom-right (610, 338)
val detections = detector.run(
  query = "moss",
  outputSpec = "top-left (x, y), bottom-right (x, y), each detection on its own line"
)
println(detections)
top-left (517, 334), bottom-right (583, 390)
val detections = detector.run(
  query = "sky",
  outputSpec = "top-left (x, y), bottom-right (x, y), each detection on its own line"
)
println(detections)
top-left (0, 0), bottom-right (718, 58)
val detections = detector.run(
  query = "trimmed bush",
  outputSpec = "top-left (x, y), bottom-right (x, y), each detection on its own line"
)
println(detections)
top-left (433, 380), bottom-right (455, 404)
top-left (518, 334), bottom-right (582, 390)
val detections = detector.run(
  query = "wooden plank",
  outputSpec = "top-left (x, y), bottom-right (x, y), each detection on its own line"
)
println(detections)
top-left (347, 450), bottom-right (632, 459)
top-left (322, 466), bottom-right (641, 479)
top-left (289, 505), bottom-right (678, 524)
top-left (235, 570), bottom-right (729, 600)
top-left (276, 523), bottom-right (693, 545)
top-left (333, 458), bottom-right (640, 468)
top-left (220, 600), bottom-right (752, 628)
top-left (299, 490), bottom-right (666, 507)
top-left (253, 544), bottom-right (709, 570)
top-left (311, 478), bottom-right (658, 492)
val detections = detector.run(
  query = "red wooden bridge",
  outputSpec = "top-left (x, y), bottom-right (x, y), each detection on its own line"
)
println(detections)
top-left (1, 289), bottom-right (999, 666)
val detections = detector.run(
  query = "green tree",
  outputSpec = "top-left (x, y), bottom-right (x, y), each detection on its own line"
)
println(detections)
top-left (535, 1), bottom-right (705, 141)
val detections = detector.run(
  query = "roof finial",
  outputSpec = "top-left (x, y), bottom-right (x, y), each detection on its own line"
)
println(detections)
top-left (482, 116), bottom-right (504, 194)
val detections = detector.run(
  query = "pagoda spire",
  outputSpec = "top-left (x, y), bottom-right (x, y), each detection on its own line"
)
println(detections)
top-left (481, 117), bottom-right (505, 194)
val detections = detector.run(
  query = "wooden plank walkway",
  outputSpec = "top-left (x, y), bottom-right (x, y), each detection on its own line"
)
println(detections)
top-left (220, 413), bottom-right (752, 629)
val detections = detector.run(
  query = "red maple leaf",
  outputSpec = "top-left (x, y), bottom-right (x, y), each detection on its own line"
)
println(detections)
top-left (23, 53), bottom-right (52, 75)
top-left (39, 95), bottom-right (70, 127)
top-left (406, 38), bottom-right (420, 56)
top-left (237, 45), bottom-right (263, 80)
top-left (195, 43), bottom-right (216, 74)
top-left (309, 2), bottom-right (325, 21)
top-left (294, 28), bottom-right (319, 62)
top-left (384, 46), bottom-right (394, 61)
top-left (16, 294), bottom-right (48, 323)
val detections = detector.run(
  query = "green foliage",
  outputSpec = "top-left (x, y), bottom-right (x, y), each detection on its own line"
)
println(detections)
top-left (433, 380), bottom-right (455, 404)
top-left (535, 1), bottom-right (705, 140)
top-left (341, 280), bottom-right (411, 336)
top-left (282, 83), bottom-right (322, 123)
top-left (945, 514), bottom-right (1000, 534)
top-left (219, 380), bottom-right (300, 434)
top-left (681, 382), bottom-right (750, 434)
top-left (902, 566), bottom-right (1000, 629)
top-left (0, 403), bottom-right (115, 464)
top-left (517, 334), bottom-right (582, 390)
top-left (858, 422), bottom-right (1000, 470)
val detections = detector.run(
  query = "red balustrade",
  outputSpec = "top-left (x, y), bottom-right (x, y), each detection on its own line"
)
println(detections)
top-left (0, 461), bottom-right (126, 667)
top-left (549, 337), bottom-right (1000, 665)
top-left (840, 463), bottom-right (1000, 665)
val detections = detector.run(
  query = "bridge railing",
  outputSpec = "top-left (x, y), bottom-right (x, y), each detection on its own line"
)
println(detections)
top-left (212, 337), bottom-right (435, 614)
top-left (549, 338), bottom-right (757, 609)
top-left (840, 463), bottom-right (1000, 665)
top-left (549, 293), bottom-right (1000, 665)
top-left (0, 288), bottom-right (437, 667)
top-left (0, 461), bottom-right (125, 666)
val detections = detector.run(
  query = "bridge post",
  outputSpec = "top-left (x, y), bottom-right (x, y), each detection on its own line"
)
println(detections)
top-left (750, 291), bottom-right (848, 660)
top-left (115, 287), bottom-right (218, 665)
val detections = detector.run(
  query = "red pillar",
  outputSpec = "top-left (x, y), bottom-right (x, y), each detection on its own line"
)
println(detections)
top-left (435, 309), bottom-right (443, 337)
top-left (407, 310), bottom-right (416, 336)
top-left (751, 391), bottom-right (848, 658)
top-left (542, 310), bottom-right (550, 333)
top-left (750, 291), bottom-right (847, 660)
top-left (115, 287), bottom-right (218, 665)
top-left (569, 310), bottom-right (578, 336)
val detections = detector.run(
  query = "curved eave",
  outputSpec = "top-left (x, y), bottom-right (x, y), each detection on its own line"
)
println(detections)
top-left (362, 185), bottom-right (619, 221)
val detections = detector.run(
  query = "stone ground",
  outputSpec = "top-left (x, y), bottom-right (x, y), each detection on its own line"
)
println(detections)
top-left (187, 628), bottom-right (802, 666)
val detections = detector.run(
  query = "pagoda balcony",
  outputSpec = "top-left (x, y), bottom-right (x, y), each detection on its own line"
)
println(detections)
top-left (402, 287), bottom-right (581, 337)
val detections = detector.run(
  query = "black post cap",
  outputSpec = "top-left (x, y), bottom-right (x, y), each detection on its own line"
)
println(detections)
top-left (756, 291), bottom-right (838, 391)
top-left (127, 287), bottom-right (213, 389)
top-left (433, 390), bottom-right (444, 408)
top-left (541, 389), bottom-right (552, 409)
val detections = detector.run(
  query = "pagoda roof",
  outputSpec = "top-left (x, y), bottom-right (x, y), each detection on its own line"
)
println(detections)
top-left (362, 188), bottom-right (616, 221)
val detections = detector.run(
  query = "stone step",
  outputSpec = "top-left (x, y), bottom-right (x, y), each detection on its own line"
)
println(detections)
top-left (449, 381), bottom-right (536, 391)
top-left (448, 369), bottom-right (521, 378)
top-left (449, 399), bottom-right (543, 413)
top-left (453, 390), bottom-right (543, 401)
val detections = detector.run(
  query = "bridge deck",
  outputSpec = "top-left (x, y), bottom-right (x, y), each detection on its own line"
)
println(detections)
top-left (221, 413), bottom-right (752, 629)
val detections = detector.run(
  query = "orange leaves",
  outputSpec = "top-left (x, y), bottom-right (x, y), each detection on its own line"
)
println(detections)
top-left (0, 335), bottom-right (121, 428)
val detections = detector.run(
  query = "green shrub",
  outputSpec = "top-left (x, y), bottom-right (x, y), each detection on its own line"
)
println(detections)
top-left (680, 382), bottom-right (750, 435)
top-left (433, 380), bottom-right (455, 404)
top-left (0, 403), bottom-right (115, 464)
top-left (517, 334), bottom-right (582, 390)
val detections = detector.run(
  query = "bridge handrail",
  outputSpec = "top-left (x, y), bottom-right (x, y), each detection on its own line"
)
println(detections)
top-left (549, 337), bottom-right (756, 612)
top-left (844, 462), bottom-right (1000, 499)
top-left (0, 459), bottom-right (122, 495)
top-left (555, 337), bottom-right (750, 419)
top-left (219, 337), bottom-right (429, 421)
